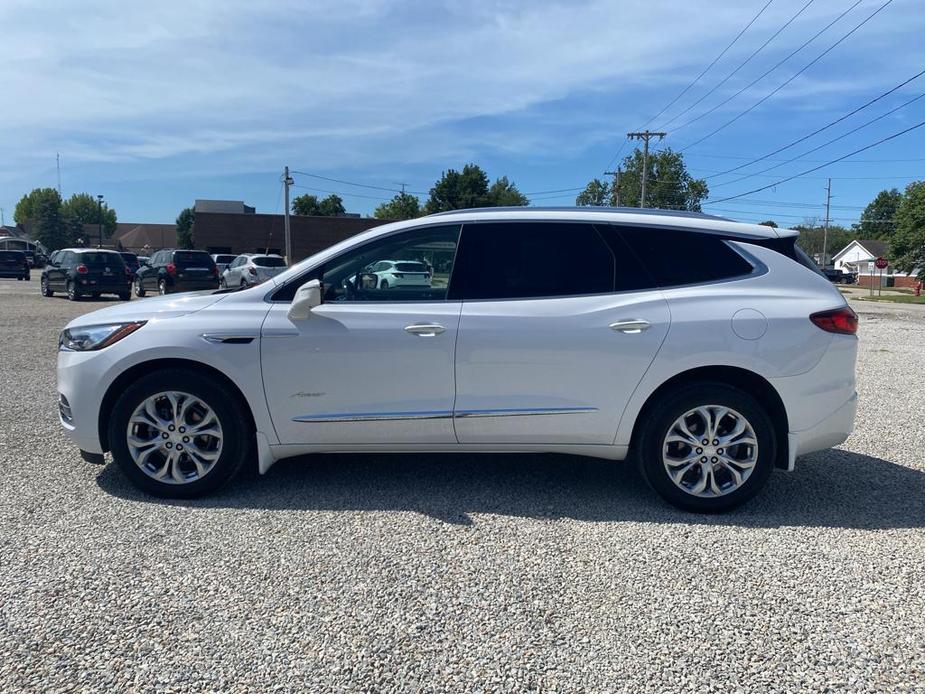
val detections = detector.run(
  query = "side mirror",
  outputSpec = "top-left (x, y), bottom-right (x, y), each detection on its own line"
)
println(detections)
top-left (288, 279), bottom-right (323, 321)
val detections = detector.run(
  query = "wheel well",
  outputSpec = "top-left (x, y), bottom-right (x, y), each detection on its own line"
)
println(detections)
top-left (629, 366), bottom-right (790, 469)
top-left (97, 358), bottom-right (256, 452)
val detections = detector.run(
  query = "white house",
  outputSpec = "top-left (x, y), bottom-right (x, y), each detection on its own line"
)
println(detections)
top-left (832, 239), bottom-right (918, 288)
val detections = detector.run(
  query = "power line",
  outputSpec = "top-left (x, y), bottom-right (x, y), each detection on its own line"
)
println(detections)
top-left (658, 0), bottom-right (816, 130)
top-left (679, 0), bottom-right (894, 152)
top-left (291, 183), bottom-right (393, 202)
top-left (705, 67), bottom-right (925, 179)
top-left (688, 153), bottom-right (925, 162)
top-left (641, 0), bottom-right (775, 129)
top-left (291, 170), bottom-right (426, 196)
top-left (671, 0), bottom-right (863, 136)
top-left (709, 118), bottom-right (925, 203)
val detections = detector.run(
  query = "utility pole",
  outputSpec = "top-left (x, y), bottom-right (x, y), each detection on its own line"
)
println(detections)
top-left (56, 153), bottom-right (62, 197)
top-left (627, 130), bottom-right (666, 208)
top-left (1, 207), bottom-right (5, 227)
top-left (97, 194), bottom-right (104, 249)
top-left (822, 178), bottom-right (832, 269)
top-left (283, 166), bottom-right (294, 263)
top-left (604, 167), bottom-right (622, 207)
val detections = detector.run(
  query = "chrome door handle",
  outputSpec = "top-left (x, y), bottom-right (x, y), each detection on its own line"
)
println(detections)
top-left (610, 319), bottom-right (651, 334)
top-left (404, 323), bottom-right (446, 337)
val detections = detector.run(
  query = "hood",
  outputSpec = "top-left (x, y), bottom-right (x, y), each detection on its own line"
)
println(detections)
top-left (66, 291), bottom-right (226, 329)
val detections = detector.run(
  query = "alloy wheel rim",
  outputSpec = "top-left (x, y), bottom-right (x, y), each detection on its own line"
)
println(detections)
top-left (662, 405), bottom-right (758, 498)
top-left (126, 391), bottom-right (223, 485)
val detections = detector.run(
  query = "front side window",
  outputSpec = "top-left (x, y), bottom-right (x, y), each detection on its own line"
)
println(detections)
top-left (273, 225), bottom-right (459, 303)
top-left (448, 222), bottom-right (616, 301)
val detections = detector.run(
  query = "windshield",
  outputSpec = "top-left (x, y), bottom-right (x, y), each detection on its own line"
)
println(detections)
top-left (395, 262), bottom-right (427, 272)
top-left (174, 251), bottom-right (215, 268)
top-left (120, 253), bottom-right (138, 263)
top-left (253, 256), bottom-right (286, 268)
top-left (214, 255), bottom-right (236, 263)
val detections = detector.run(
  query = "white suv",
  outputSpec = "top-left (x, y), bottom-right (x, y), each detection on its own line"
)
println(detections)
top-left (56, 208), bottom-right (858, 512)
top-left (220, 253), bottom-right (287, 288)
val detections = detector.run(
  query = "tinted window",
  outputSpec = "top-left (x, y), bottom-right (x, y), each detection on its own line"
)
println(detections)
top-left (615, 226), bottom-right (754, 287)
top-left (214, 254), bottom-right (236, 264)
top-left (174, 251), bottom-right (215, 268)
top-left (253, 256), bottom-right (286, 268)
top-left (120, 253), bottom-right (138, 263)
top-left (448, 222), bottom-right (614, 300)
top-left (78, 252), bottom-right (123, 267)
top-left (0, 251), bottom-right (24, 260)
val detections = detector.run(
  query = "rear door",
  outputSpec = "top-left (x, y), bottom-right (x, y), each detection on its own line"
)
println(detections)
top-left (52, 251), bottom-right (74, 290)
top-left (451, 221), bottom-right (670, 445)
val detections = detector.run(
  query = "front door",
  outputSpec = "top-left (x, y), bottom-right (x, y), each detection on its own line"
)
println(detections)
top-left (449, 222), bottom-right (670, 445)
top-left (260, 224), bottom-right (462, 445)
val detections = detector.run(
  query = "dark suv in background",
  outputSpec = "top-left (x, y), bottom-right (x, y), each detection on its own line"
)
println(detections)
top-left (41, 249), bottom-right (131, 301)
top-left (134, 249), bottom-right (220, 296)
top-left (0, 250), bottom-right (30, 281)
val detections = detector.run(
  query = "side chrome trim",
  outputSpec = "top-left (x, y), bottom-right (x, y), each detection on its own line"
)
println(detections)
top-left (292, 406), bottom-right (598, 423)
top-left (454, 407), bottom-right (598, 418)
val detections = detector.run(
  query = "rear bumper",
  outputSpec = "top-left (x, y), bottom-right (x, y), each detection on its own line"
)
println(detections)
top-left (173, 279), bottom-right (219, 291)
top-left (0, 270), bottom-right (28, 277)
top-left (785, 392), bottom-right (858, 470)
top-left (75, 278), bottom-right (130, 293)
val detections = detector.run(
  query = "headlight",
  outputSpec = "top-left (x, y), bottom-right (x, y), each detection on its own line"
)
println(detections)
top-left (59, 321), bottom-right (146, 351)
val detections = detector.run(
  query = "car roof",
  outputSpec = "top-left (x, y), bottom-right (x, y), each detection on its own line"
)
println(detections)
top-left (423, 206), bottom-right (795, 239)
top-left (60, 248), bottom-right (121, 254)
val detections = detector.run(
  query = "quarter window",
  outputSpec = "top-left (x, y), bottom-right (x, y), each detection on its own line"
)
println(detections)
top-left (448, 222), bottom-right (616, 300)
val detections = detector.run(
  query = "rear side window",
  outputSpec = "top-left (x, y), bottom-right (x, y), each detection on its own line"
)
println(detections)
top-left (448, 222), bottom-right (615, 300)
top-left (174, 251), bottom-right (215, 268)
top-left (253, 256), bottom-right (286, 268)
top-left (614, 226), bottom-right (755, 287)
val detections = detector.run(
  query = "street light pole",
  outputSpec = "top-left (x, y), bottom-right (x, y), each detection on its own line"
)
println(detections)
top-left (97, 194), bottom-right (104, 249)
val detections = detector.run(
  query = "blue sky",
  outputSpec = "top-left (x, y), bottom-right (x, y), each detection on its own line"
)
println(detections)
top-left (2, 0), bottom-right (925, 229)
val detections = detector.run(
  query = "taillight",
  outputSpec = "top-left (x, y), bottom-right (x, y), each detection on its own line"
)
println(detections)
top-left (248, 267), bottom-right (257, 275)
top-left (212, 266), bottom-right (219, 277)
top-left (166, 263), bottom-right (176, 274)
top-left (76, 264), bottom-right (88, 274)
top-left (810, 306), bottom-right (858, 335)
top-left (124, 266), bottom-right (132, 277)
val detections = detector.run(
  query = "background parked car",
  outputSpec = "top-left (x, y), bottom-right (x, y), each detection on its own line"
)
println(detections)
top-left (822, 268), bottom-right (856, 284)
top-left (134, 249), bottom-right (220, 296)
top-left (220, 254), bottom-right (288, 288)
top-left (137, 255), bottom-right (150, 267)
top-left (119, 252), bottom-right (141, 278)
top-left (364, 259), bottom-right (432, 289)
top-left (41, 249), bottom-right (131, 301)
top-left (211, 254), bottom-right (237, 274)
top-left (0, 250), bottom-right (30, 281)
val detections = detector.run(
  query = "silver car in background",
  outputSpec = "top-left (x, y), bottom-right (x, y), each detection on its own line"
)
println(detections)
top-left (220, 253), bottom-right (288, 288)
top-left (211, 253), bottom-right (237, 274)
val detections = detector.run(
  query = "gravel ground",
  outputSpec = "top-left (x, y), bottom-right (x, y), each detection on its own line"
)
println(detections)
top-left (1, 279), bottom-right (923, 692)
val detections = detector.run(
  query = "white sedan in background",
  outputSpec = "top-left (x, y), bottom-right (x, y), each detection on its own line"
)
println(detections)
top-left (221, 254), bottom-right (288, 288)
top-left (365, 260), bottom-right (432, 289)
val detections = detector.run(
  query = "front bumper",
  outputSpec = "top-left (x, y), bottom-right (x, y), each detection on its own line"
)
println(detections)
top-left (57, 349), bottom-right (110, 454)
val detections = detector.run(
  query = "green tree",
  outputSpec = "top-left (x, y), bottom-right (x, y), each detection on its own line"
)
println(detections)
top-left (794, 221), bottom-right (852, 263)
top-left (487, 176), bottom-right (529, 206)
top-left (292, 193), bottom-right (346, 216)
top-left (577, 148), bottom-right (708, 211)
top-left (576, 178), bottom-right (611, 206)
top-left (758, 220), bottom-right (778, 228)
top-left (317, 194), bottom-right (346, 217)
top-left (61, 193), bottom-right (118, 239)
top-left (374, 192), bottom-right (422, 220)
top-left (14, 188), bottom-right (61, 225)
top-left (890, 181), bottom-right (925, 280)
top-left (32, 193), bottom-right (69, 251)
top-left (176, 207), bottom-right (194, 250)
top-left (855, 188), bottom-right (902, 240)
top-left (424, 164), bottom-right (491, 213)
top-left (292, 194), bottom-right (321, 216)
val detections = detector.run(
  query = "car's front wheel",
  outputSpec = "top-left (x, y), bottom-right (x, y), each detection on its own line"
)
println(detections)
top-left (41, 277), bottom-right (53, 297)
top-left (108, 369), bottom-right (253, 498)
top-left (637, 383), bottom-right (775, 513)
top-left (134, 278), bottom-right (146, 297)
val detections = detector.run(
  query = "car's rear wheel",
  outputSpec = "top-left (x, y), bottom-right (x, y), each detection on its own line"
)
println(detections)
top-left (380, 279), bottom-right (389, 289)
top-left (118, 291), bottom-right (131, 301)
top-left (66, 281), bottom-right (79, 301)
top-left (637, 383), bottom-right (775, 513)
top-left (41, 277), bottom-right (53, 297)
top-left (108, 369), bottom-right (253, 498)
top-left (158, 279), bottom-right (168, 295)
top-left (134, 278), bottom-right (146, 297)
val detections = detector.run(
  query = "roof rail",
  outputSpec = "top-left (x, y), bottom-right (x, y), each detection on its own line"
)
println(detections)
top-left (426, 206), bottom-right (731, 221)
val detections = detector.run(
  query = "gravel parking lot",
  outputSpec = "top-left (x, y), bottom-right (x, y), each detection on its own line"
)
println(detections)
top-left (1, 279), bottom-right (923, 692)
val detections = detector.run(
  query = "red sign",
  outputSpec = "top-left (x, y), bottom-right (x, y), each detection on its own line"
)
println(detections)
top-left (875, 257), bottom-right (889, 270)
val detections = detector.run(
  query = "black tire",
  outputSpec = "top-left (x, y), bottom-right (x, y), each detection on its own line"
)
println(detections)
top-left (108, 369), bottom-right (253, 498)
top-left (134, 278), bottom-right (146, 297)
top-left (66, 281), bottom-right (79, 301)
top-left (158, 279), bottom-right (168, 295)
top-left (380, 279), bottom-right (389, 289)
top-left (91, 292), bottom-right (101, 299)
top-left (637, 382), bottom-right (776, 513)
top-left (219, 277), bottom-right (226, 289)
top-left (240, 279), bottom-right (247, 288)
top-left (118, 291), bottom-right (131, 301)
top-left (24, 276), bottom-right (30, 282)
top-left (41, 277), bottom-right (53, 297)
top-left (16, 277), bottom-right (22, 281)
